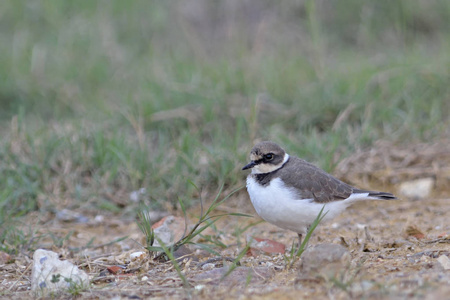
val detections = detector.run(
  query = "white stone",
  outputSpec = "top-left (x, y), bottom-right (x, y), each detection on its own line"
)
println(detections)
top-left (94, 215), bottom-right (104, 223)
top-left (350, 280), bottom-right (374, 294)
top-left (331, 223), bottom-right (340, 229)
top-left (130, 251), bottom-right (146, 261)
top-left (437, 255), bottom-right (450, 270)
top-left (399, 178), bottom-right (434, 199)
top-left (201, 263), bottom-right (215, 271)
top-left (31, 249), bottom-right (89, 294)
top-left (130, 188), bottom-right (147, 202)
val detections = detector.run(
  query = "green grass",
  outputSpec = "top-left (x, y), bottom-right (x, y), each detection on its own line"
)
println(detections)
top-left (139, 183), bottom-right (250, 257)
top-left (0, 1), bottom-right (449, 243)
top-left (284, 205), bottom-right (328, 268)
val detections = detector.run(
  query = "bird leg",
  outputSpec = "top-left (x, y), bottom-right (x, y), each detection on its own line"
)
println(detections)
top-left (294, 233), bottom-right (303, 254)
top-left (296, 226), bottom-right (312, 253)
top-left (297, 233), bottom-right (303, 247)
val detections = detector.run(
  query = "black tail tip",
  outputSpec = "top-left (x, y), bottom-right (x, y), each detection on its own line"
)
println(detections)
top-left (370, 192), bottom-right (398, 200)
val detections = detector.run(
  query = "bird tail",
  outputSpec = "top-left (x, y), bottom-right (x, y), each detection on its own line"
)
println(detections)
top-left (355, 189), bottom-right (398, 200)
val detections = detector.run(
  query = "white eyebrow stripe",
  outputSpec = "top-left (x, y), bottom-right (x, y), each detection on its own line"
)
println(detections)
top-left (251, 153), bottom-right (290, 174)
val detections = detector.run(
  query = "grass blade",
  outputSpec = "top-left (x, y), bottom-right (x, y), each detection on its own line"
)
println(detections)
top-left (154, 235), bottom-right (190, 288)
top-left (220, 244), bottom-right (250, 281)
top-left (285, 205), bottom-right (328, 267)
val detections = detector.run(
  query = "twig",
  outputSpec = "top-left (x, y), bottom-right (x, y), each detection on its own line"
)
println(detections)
top-left (7, 262), bottom-right (32, 291)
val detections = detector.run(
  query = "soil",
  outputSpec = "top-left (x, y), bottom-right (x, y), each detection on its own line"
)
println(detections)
top-left (1, 142), bottom-right (450, 299)
top-left (2, 195), bottom-right (449, 299)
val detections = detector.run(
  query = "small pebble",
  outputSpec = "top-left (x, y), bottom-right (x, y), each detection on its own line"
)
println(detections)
top-left (437, 255), bottom-right (450, 270)
top-left (201, 263), bottom-right (215, 271)
top-left (94, 215), bottom-right (104, 223)
top-left (130, 251), bottom-right (146, 261)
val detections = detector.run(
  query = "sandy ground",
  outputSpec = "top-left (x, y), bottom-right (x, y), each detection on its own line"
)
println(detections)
top-left (1, 192), bottom-right (449, 299)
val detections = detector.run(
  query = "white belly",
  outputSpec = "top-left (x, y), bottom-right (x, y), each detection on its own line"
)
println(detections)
top-left (246, 177), bottom-right (352, 234)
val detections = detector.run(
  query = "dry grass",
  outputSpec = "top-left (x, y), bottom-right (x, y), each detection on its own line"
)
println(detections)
top-left (335, 139), bottom-right (450, 195)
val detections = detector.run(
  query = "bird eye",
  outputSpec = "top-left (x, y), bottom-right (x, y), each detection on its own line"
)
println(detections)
top-left (264, 153), bottom-right (274, 160)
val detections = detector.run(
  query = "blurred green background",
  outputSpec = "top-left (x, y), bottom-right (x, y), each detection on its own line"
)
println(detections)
top-left (1, 0), bottom-right (449, 222)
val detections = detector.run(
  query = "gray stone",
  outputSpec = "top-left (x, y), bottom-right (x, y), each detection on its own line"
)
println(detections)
top-left (300, 243), bottom-right (351, 278)
top-left (31, 249), bottom-right (89, 294)
top-left (151, 215), bottom-right (186, 247)
top-left (55, 209), bottom-right (89, 223)
top-left (192, 266), bottom-right (274, 285)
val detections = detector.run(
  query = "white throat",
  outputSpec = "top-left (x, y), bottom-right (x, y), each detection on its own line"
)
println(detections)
top-left (251, 153), bottom-right (290, 174)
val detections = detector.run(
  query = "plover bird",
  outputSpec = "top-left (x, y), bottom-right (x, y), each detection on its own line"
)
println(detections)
top-left (243, 141), bottom-right (397, 244)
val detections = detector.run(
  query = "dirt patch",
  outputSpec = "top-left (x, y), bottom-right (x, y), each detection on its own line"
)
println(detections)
top-left (2, 142), bottom-right (450, 299)
top-left (335, 139), bottom-right (450, 197)
top-left (2, 196), bottom-right (449, 299)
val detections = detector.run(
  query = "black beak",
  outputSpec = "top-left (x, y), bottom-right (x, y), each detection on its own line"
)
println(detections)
top-left (242, 161), bottom-right (256, 170)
